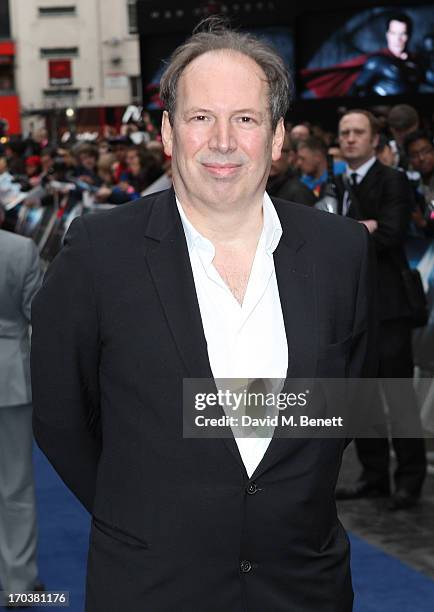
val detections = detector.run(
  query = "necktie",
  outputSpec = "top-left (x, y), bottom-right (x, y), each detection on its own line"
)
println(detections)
top-left (343, 173), bottom-right (358, 216)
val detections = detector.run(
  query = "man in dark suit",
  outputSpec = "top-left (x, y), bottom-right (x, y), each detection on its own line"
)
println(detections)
top-left (31, 21), bottom-right (376, 612)
top-left (334, 109), bottom-right (426, 509)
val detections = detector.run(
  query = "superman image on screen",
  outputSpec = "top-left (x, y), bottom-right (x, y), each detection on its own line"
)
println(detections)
top-left (300, 8), bottom-right (434, 99)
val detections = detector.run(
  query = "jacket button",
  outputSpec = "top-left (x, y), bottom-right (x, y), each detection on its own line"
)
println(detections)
top-left (247, 482), bottom-right (258, 495)
top-left (240, 560), bottom-right (252, 573)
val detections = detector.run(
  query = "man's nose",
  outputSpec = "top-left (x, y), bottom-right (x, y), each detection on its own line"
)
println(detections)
top-left (209, 119), bottom-right (236, 154)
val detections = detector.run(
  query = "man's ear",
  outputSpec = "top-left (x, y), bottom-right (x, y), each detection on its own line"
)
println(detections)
top-left (372, 132), bottom-right (380, 149)
top-left (161, 111), bottom-right (173, 157)
top-left (271, 118), bottom-right (285, 162)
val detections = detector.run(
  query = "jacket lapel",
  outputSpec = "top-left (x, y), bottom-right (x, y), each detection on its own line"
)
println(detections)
top-left (348, 160), bottom-right (381, 219)
top-left (143, 189), bottom-right (245, 471)
top-left (144, 190), bottom-right (211, 379)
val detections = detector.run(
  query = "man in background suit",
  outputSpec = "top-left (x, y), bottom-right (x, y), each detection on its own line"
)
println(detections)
top-left (31, 20), bottom-right (376, 611)
top-left (335, 110), bottom-right (426, 509)
top-left (0, 203), bottom-right (43, 598)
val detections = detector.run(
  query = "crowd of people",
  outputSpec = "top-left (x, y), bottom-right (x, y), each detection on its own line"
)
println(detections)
top-left (0, 129), bottom-right (171, 210)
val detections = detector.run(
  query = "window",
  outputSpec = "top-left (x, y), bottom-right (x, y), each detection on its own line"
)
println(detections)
top-left (127, 0), bottom-right (138, 34)
top-left (40, 47), bottom-right (79, 58)
top-left (130, 76), bottom-right (142, 104)
top-left (38, 6), bottom-right (76, 17)
top-left (43, 88), bottom-right (80, 97)
top-left (0, 62), bottom-right (15, 93)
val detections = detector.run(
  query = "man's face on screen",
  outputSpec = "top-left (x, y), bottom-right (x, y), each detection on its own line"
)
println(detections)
top-left (386, 20), bottom-right (409, 58)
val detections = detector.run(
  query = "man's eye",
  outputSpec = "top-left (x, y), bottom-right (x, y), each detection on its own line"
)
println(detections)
top-left (238, 116), bottom-right (253, 123)
top-left (193, 115), bottom-right (208, 121)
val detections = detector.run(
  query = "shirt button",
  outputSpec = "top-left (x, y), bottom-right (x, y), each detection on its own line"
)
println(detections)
top-left (247, 482), bottom-right (258, 495)
top-left (240, 560), bottom-right (252, 573)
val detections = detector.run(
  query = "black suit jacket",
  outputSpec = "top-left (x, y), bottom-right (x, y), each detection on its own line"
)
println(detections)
top-left (31, 189), bottom-right (376, 612)
top-left (335, 160), bottom-right (413, 321)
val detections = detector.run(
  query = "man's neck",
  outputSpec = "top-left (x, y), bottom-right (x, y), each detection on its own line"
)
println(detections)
top-left (346, 155), bottom-right (375, 171)
top-left (176, 193), bottom-right (264, 248)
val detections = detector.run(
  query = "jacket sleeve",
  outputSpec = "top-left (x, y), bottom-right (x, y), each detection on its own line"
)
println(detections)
top-left (349, 224), bottom-right (379, 379)
top-left (21, 238), bottom-right (43, 322)
top-left (371, 169), bottom-right (413, 253)
top-left (31, 217), bottom-right (101, 513)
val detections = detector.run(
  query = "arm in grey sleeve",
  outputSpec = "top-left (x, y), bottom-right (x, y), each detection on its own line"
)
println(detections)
top-left (21, 239), bottom-right (43, 322)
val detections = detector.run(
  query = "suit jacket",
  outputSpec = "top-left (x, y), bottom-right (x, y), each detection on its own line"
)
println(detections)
top-left (335, 160), bottom-right (413, 321)
top-left (0, 229), bottom-right (42, 407)
top-left (31, 189), bottom-right (377, 612)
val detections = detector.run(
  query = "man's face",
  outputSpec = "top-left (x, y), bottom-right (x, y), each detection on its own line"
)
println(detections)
top-left (408, 138), bottom-right (434, 178)
top-left (296, 146), bottom-right (320, 177)
top-left (114, 144), bottom-right (128, 163)
top-left (161, 50), bottom-right (284, 211)
top-left (338, 113), bottom-right (378, 168)
top-left (269, 132), bottom-right (294, 177)
top-left (386, 20), bottom-right (409, 57)
top-left (127, 151), bottom-right (141, 175)
top-left (80, 153), bottom-right (97, 171)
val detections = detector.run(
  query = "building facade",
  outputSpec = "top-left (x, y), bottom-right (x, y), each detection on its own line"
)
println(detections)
top-left (9, 0), bottom-right (141, 135)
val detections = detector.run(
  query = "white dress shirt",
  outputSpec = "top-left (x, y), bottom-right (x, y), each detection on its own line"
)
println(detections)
top-left (342, 156), bottom-right (377, 216)
top-left (176, 193), bottom-right (288, 477)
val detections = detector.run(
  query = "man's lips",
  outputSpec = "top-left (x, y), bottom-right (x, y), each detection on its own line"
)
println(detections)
top-left (201, 162), bottom-right (242, 177)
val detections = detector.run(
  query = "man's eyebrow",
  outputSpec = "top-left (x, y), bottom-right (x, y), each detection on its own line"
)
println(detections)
top-left (183, 108), bottom-right (213, 115)
top-left (183, 107), bottom-right (264, 117)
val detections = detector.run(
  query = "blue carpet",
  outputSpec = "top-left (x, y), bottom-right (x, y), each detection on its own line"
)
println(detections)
top-left (34, 446), bottom-right (89, 612)
top-left (34, 446), bottom-right (434, 612)
top-left (350, 534), bottom-right (434, 612)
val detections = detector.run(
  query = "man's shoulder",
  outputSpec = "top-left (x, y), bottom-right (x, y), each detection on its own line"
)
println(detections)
top-left (80, 189), bottom-right (172, 240)
top-left (0, 228), bottom-right (35, 255)
top-left (273, 196), bottom-right (363, 238)
top-left (367, 159), bottom-right (404, 180)
top-left (272, 196), bottom-right (368, 264)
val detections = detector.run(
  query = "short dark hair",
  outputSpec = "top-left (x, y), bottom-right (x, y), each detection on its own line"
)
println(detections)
top-left (339, 109), bottom-right (379, 136)
top-left (403, 130), bottom-right (434, 155)
top-left (296, 135), bottom-right (328, 157)
top-left (160, 16), bottom-right (292, 131)
top-left (388, 104), bottom-right (419, 131)
top-left (386, 12), bottom-right (413, 39)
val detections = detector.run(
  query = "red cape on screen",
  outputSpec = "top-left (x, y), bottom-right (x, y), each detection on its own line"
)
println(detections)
top-left (300, 48), bottom-right (394, 98)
